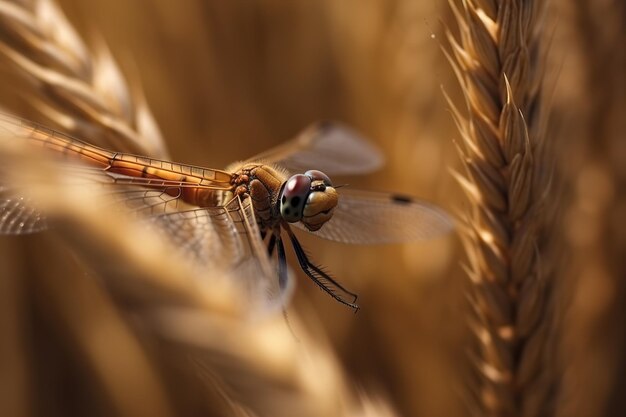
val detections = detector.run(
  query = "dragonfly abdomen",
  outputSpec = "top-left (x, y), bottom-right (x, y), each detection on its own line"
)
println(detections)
top-left (18, 123), bottom-right (114, 168)
top-left (105, 158), bottom-right (225, 207)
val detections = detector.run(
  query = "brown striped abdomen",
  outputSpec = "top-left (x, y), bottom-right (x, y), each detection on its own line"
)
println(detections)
top-left (16, 121), bottom-right (233, 207)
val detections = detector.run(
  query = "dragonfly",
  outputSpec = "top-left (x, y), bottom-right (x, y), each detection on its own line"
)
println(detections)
top-left (0, 112), bottom-right (453, 313)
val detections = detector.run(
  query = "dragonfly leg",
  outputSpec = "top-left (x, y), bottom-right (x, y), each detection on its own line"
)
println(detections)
top-left (275, 234), bottom-right (289, 291)
top-left (283, 224), bottom-right (359, 311)
top-left (267, 233), bottom-right (276, 257)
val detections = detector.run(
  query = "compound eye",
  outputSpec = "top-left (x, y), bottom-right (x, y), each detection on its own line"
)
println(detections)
top-left (304, 169), bottom-right (332, 186)
top-left (280, 174), bottom-right (312, 222)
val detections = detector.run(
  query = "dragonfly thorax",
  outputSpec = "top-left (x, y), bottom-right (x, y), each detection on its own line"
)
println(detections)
top-left (280, 170), bottom-right (338, 231)
top-left (218, 162), bottom-right (288, 229)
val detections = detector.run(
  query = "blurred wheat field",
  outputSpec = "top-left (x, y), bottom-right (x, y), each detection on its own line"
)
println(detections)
top-left (0, 1), bottom-right (624, 417)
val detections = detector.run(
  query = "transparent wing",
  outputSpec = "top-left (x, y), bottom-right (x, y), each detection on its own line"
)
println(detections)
top-left (0, 111), bottom-right (233, 235)
top-left (0, 186), bottom-right (47, 234)
top-left (249, 122), bottom-right (384, 176)
top-left (152, 196), bottom-right (288, 315)
top-left (1, 165), bottom-right (289, 313)
top-left (293, 188), bottom-right (454, 244)
top-left (0, 164), bottom-right (209, 235)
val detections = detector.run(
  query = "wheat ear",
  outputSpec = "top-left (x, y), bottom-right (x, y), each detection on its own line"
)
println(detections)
top-left (0, 0), bottom-right (167, 158)
top-left (444, 1), bottom-right (555, 416)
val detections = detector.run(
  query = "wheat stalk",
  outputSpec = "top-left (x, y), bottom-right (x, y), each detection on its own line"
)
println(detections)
top-left (444, 1), bottom-right (555, 415)
top-left (0, 0), bottom-right (167, 158)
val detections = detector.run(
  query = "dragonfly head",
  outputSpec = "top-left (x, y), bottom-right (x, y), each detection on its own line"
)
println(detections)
top-left (280, 170), bottom-right (338, 231)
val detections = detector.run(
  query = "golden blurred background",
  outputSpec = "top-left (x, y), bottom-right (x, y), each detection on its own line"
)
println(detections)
top-left (0, 1), bottom-right (624, 416)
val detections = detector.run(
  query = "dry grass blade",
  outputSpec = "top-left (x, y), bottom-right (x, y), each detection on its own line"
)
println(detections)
top-left (445, 0), bottom-right (556, 415)
top-left (0, 0), bottom-right (167, 158)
